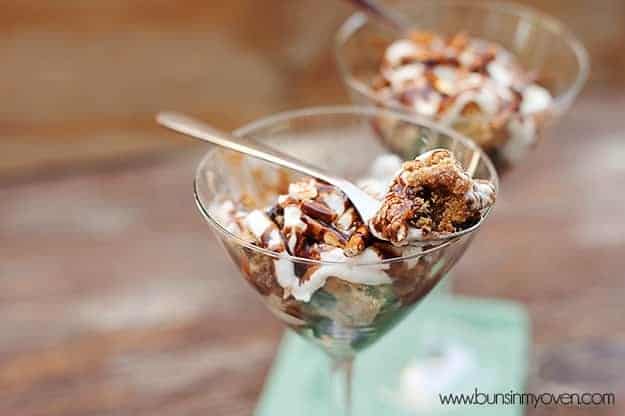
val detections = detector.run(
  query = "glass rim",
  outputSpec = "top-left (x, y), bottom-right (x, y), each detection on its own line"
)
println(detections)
top-left (334, 0), bottom-right (590, 117)
top-left (193, 105), bottom-right (498, 266)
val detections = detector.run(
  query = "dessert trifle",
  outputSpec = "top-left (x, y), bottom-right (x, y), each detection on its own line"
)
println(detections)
top-left (194, 107), bottom-right (498, 414)
top-left (335, 1), bottom-right (588, 172)
top-left (371, 31), bottom-right (552, 167)
top-left (213, 149), bottom-right (494, 320)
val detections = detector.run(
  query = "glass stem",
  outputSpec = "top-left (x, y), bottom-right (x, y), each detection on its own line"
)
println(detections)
top-left (437, 272), bottom-right (454, 296)
top-left (330, 357), bottom-right (354, 416)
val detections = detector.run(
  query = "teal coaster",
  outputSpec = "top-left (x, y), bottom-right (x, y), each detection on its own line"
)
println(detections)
top-left (256, 296), bottom-right (529, 416)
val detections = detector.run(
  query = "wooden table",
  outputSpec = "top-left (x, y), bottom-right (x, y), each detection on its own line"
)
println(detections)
top-left (1, 91), bottom-right (624, 415)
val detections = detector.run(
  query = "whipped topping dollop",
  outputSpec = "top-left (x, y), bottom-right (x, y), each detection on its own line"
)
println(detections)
top-left (275, 247), bottom-right (391, 302)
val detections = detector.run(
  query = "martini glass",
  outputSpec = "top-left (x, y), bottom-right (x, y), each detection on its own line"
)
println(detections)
top-left (194, 106), bottom-right (498, 414)
top-left (334, 1), bottom-right (588, 406)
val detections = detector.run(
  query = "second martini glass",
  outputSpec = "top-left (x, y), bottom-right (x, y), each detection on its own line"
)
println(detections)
top-left (194, 106), bottom-right (498, 414)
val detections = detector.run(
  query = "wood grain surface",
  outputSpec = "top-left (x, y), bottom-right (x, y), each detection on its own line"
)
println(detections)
top-left (1, 90), bottom-right (624, 415)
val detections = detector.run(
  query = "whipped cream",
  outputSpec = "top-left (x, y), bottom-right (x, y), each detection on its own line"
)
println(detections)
top-left (274, 247), bottom-right (391, 302)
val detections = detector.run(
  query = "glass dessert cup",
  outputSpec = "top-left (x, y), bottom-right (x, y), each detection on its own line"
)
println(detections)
top-left (194, 106), bottom-right (498, 414)
top-left (335, 0), bottom-right (589, 174)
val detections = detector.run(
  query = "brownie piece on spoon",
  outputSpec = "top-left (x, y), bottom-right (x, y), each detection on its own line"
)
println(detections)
top-left (370, 149), bottom-right (495, 246)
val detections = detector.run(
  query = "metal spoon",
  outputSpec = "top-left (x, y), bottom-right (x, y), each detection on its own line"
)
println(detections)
top-left (156, 111), bottom-right (381, 223)
top-left (345, 0), bottom-right (411, 32)
top-left (156, 111), bottom-right (488, 245)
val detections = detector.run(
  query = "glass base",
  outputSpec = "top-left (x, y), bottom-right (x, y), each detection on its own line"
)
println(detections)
top-left (256, 296), bottom-right (529, 415)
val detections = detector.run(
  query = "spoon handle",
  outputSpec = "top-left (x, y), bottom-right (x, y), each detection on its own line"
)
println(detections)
top-left (346, 0), bottom-right (411, 31)
top-left (156, 111), bottom-right (338, 184)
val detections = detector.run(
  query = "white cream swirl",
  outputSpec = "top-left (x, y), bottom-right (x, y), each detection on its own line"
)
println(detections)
top-left (274, 247), bottom-right (391, 302)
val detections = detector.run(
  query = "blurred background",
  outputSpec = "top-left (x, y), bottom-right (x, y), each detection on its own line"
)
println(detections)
top-left (1, 1), bottom-right (624, 415)
top-left (2, 0), bottom-right (624, 178)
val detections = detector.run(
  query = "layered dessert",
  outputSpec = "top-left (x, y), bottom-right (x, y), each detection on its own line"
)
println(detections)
top-left (211, 149), bottom-right (495, 352)
top-left (213, 150), bottom-right (494, 302)
top-left (371, 31), bottom-right (553, 167)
